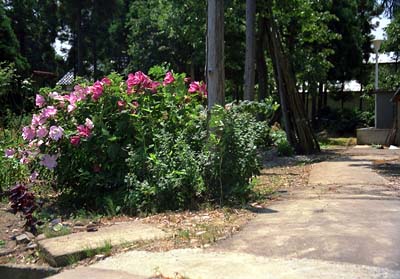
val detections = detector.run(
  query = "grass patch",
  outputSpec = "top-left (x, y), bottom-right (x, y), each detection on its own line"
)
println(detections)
top-left (42, 225), bottom-right (72, 238)
top-left (84, 240), bottom-right (113, 258)
top-left (0, 239), bottom-right (5, 248)
top-left (319, 137), bottom-right (356, 149)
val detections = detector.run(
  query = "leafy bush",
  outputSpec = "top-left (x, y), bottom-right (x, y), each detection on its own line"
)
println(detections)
top-left (318, 107), bottom-right (374, 135)
top-left (3, 67), bottom-right (274, 217)
top-left (270, 127), bottom-right (294, 156)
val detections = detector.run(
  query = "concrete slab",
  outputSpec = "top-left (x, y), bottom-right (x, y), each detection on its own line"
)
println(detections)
top-left (38, 222), bottom-right (168, 267)
top-left (86, 249), bottom-right (400, 279)
top-left (308, 161), bottom-right (388, 186)
top-left (48, 267), bottom-right (146, 279)
top-left (0, 264), bottom-right (60, 279)
top-left (213, 198), bottom-right (400, 270)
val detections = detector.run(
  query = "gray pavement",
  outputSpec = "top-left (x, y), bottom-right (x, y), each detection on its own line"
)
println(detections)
top-left (50, 146), bottom-right (400, 279)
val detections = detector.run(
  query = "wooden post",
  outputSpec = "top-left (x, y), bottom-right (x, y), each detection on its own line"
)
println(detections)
top-left (244, 0), bottom-right (256, 101)
top-left (207, 0), bottom-right (225, 108)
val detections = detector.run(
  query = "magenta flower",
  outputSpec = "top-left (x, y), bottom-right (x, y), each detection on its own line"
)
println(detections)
top-left (49, 126), bottom-right (64, 141)
top-left (70, 135), bottom-right (81, 146)
top-left (91, 81), bottom-right (103, 101)
top-left (42, 106), bottom-right (58, 118)
top-left (4, 148), bottom-right (15, 158)
top-left (150, 81), bottom-right (160, 93)
top-left (77, 125), bottom-right (91, 138)
top-left (163, 72), bottom-right (175, 86)
top-left (40, 154), bottom-right (58, 169)
top-left (101, 77), bottom-right (111, 86)
top-left (188, 81), bottom-right (207, 97)
top-left (127, 71), bottom-right (152, 93)
top-left (36, 126), bottom-right (48, 139)
top-left (117, 100), bottom-right (126, 110)
top-left (35, 94), bottom-right (46, 108)
top-left (22, 126), bottom-right (36, 141)
top-left (85, 118), bottom-right (94, 130)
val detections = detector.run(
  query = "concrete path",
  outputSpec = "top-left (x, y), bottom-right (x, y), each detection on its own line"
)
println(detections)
top-left (50, 146), bottom-right (400, 279)
top-left (40, 222), bottom-right (168, 267)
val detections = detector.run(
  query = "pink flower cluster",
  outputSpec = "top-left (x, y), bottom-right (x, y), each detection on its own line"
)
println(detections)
top-left (71, 118), bottom-right (94, 146)
top-left (126, 71), bottom-right (169, 94)
top-left (188, 81), bottom-right (207, 97)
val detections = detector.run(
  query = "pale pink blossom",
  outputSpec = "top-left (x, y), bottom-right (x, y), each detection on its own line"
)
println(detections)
top-left (42, 106), bottom-right (57, 118)
top-left (40, 154), bottom-right (58, 169)
top-left (49, 92), bottom-right (64, 101)
top-left (22, 126), bottom-right (35, 141)
top-left (31, 114), bottom-right (46, 127)
top-left (85, 118), bottom-right (94, 129)
top-left (36, 126), bottom-right (48, 139)
top-left (67, 104), bottom-right (76, 113)
top-left (4, 148), bottom-right (15, 158)
top-left (49, 126), bottom-right (64, 141)
top-left (163, 72), bottom-right (175, 86)
top-left (35, 94), bottom-right (46, 108)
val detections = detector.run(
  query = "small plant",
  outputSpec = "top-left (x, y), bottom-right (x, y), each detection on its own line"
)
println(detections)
top-left (270, 128), bottom-right (294, 156)
top-left (0, 239), bottom-right (5, 248)
top-left (8, 183), bottom-right (37, 232)
top-left (43, 225), bottom-right (72, 238)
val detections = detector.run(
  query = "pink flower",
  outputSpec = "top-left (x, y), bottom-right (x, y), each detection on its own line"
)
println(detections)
top-left (40, 154), bottom-right (58, 169)
top-left (132, 101), bottom-right (139, 108)
top-left (184, 77), bottom-right (191, 83)
top-left (117, 100), bottom-right (126, 110)
top-left (49, 92), bottom-right (64, 101)
top-left (77, 125), bottom-right (91, 138)
top-left (36, 126), bottom-right (48, 139)
top-left (150, 81), bottom-right (160, 93)
top-left (126, 71), bottom-right (152, 93)
top-left (85, 118), bottom-right (94, 130)
top-left (163, 72), bottom-right (175, 86)
top-left (22, 126), bottom-right (35, 141)
top-left (35, 94), bottom-right (46, 108)
top-left (20, 155), bottom-right (30, 164)
top-left (67, 104), bottom-right (77, 113)
top-left (91, 81), bottom-right (103, 101)
top-left (49, 126), bottom-right (64, 141)
top-left (101, 77), bottom-right (111, 85)
top-left (4, 148), bottom-right (15, 158)
top-left (42, 106), bottom-right (57, 118)
top-left (70, 135), bottom-right (80, 146)
top-left (188, 81), bottom-right (207, 97)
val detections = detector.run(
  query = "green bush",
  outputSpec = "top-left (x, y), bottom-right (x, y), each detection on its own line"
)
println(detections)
top-left (270, 128), bottom-right (294, 156)
top-left (319, 107), bottom-right (374, 135)
top-left (5, 66), bottom-right (275, 214)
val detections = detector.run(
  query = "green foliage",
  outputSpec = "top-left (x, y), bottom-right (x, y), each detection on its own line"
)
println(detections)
top-left (270, 128), bottom-right (294, 156)
top-left (0, 128), bottom-right (29, 194)
top-left (204, 104), bottom-right (270, 204)
top-left (319, 107), bottom-right (374, 135)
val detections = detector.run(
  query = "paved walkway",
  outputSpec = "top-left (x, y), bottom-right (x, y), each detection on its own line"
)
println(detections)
top-left (51, 147), bottom-right (400, 279)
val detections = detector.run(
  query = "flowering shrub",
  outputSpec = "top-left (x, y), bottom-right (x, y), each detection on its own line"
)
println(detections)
top-left (4, 66), bottom-right (273, 217)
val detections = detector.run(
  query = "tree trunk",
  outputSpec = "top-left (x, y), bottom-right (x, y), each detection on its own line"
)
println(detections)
top-left (244, 0), bottom-right (256, 101)
top-left (256, 16), bottom-right (268, 102)
top-left (76, 2), bottom-right (83, 76)
top-left (207, 0), bottom-right (225, 108)
top-left (264, 3), bottom-right (319, 154)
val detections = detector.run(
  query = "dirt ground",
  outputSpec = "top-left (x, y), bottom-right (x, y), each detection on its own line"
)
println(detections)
top-left (0, 147), bottom-right (375, 268)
